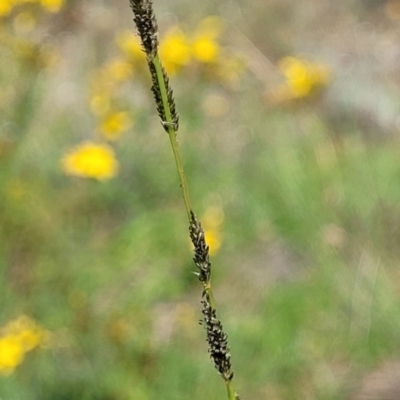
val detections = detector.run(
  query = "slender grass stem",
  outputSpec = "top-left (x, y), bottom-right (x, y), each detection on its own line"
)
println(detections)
top-left (204, 285), bottom-right (216, 310)
top-left (129, 2), bottom-right (241, 398)
top-left (226, 381), bottom-right (237, 400)
top-left (150, 54), bottom-right (239, 400)
top-left (151, 55), bottom-right (193, 220)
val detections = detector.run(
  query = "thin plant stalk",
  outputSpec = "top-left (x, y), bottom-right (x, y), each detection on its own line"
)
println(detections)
top-left (129, 1), bottom-right (241, 399)
top-left (151, 55), bottom-right (193, 220)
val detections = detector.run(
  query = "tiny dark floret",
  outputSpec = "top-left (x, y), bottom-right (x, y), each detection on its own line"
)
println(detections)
top-left (201, 299), bottom-right (233, 381)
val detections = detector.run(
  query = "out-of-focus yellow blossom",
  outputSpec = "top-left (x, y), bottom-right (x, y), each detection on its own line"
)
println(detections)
top-left (204, 229), bottom-right (222, 256)
top-left (267, 56), bottom-right (331, 104)
top-left (0, 337), bottom-right (24, 375)
top-left (116, 30), bottom-right (146, 62)
top-left (202, 205), bottom-right (224, 256)
top-left (40, 0), bottom-right (64, 13)
top-left (98, 111), bottom-right (133, 141)
top-left (191, 16), bottom-right (224, 63)
top-left (2, 316), bottom-right (47, 348)
top-left (159, 27), bottom-right (191, 75)
top-left (0, 1), bottom-right (13, 17)
top-left (0, 315), bottom-right (48, 376)
top-left (61, 141), bottom-right (119, 180)
top-left (279, 56), bottom-right (331, 98)
top-left (192, 36), bottom-right (219, 63)
top-left (0, 0), bottom-right (64, 16)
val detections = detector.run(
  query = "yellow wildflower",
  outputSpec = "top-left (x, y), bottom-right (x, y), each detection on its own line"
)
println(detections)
top-left (204, 229), bottom-right (222, 256)
top-left (202, 205), bottom-right (224, 255)
top-left (61, 141), bottom-right (119, 180)
top-left (40, 0), bottom-right (64, 13)
top-left (192, 37), bottom-right (219, 63)
top-left (191, 16), bottom-right (224, 63)
top-left (98, 111), bottom-right (133, 141)
top-left (0, 0), bottom-right (13, 17)
top-left (267, 56), bottom-right (331, 105)
top-left (278, 56), bottom-right (331, 99)
top-left (116, 30), bottom-right (146, 62)
top-left (0, 336), bottom-right (24, 375)
top-left (0, 315), bottom-right (48, 376)
top-left (159, 27), bottom-right (191, 75)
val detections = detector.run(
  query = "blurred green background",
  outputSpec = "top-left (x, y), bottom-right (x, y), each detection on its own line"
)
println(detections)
top-left (1, 0), bottom-right (400, 399)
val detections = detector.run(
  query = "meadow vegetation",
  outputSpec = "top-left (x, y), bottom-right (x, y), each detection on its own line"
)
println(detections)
top-left (1, 0), bottom-right (400, 399)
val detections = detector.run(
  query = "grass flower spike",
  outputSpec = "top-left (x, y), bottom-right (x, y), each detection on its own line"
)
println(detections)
top-left (129, 1), bottom-right (241, 399)
top-left (129, 0), bottom-right (159, 60)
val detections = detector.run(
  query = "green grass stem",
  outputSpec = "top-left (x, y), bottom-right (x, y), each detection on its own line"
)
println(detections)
top-left (151, 54), bottom-right (240, 400)
top-left (129, 1), bottom-right (241, 397)
top-left (151, 55), bottom-right (193, 221)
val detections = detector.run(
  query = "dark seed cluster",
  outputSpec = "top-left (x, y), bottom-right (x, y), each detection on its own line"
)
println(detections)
top-left (201, 299), bottom-right (233, 382)
top-left (130, 0), bottom-right (179, 132)
top-left (149, 62), bottom-right (179, 132)
top-left (129, 0), bottom-right (159, 59)
top-left (189, 211), bottom-right (211, 284)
